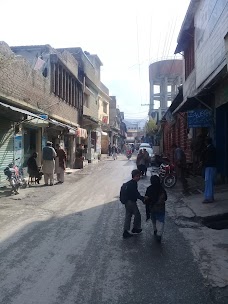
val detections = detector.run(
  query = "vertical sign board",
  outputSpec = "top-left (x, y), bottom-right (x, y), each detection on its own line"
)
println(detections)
top-left (14, 135), bottom-right (23, 166)
top-left (187, 109), bottom-right (213, 128)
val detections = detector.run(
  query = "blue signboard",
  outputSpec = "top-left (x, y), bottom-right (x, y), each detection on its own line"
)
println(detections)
top-left (39, 114), bottom-right (48, 120)
top-left (187, 109), bottom-right (213, 128)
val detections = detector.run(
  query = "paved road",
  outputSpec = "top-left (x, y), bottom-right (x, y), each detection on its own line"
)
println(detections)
top-left (0, 156), bottom-right (215, 304)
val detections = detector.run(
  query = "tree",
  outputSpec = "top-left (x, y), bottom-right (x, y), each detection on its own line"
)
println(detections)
top-left (145, 119), bottom-right (158, 136)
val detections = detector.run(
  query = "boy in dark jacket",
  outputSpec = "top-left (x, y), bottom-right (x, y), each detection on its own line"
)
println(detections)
top-left (145, 175), bottom-right (167, 242)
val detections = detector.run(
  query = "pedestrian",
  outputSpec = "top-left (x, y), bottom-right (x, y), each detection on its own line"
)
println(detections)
top-left (201, 137), bottom-right (216, 203)
top-left (122, 169), bottom-right (144, 238)
top-left (55, 144), bottom-right (67, 184)
top-left (144, 175), bottom-right (167, 243)
top-left (27, 152), bottom-right (42, 184)
top-left (143, 148), bottom-right (150, 175)
top-left (172, 144), bottom-right (189, 195)
top-left (108, 143), bottom-right (112, 157)
top-left (136, 149), bottom-right (146, 176)
top-left (112, 145), bottom-right (118, 160)
top-left (42, 141), bottom-right (57, 186)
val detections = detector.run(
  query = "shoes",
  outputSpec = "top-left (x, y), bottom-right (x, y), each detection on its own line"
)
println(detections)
top-left (131, 228), bottom-right (142, 234)
top-left (202, 199), bottom-right (213, 204)
top-left (123, 230), bottom-right (133, 239)
top-left (156, 235), bottom-right (162, 243)
top-left (50, 183), bottom-right (54, 186)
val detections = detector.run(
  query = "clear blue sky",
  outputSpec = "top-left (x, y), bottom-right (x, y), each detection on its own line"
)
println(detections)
top-left (0, 0), bottom-right (191, 119)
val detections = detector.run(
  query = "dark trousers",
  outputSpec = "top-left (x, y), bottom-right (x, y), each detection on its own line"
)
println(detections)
top-left (180, 167), bottom-right (188, 192)
top-left (176, 165), bottom-right (188, 192)
top-left (124, 200), bottom-right (141, 231)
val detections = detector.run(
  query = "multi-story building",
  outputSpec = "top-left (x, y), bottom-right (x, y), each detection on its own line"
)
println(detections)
top-left (172, 0), bottom-right (228, 181)
top-left (0, 42), bottom-right (84, 184)
top-left (57, 48), bottom-right (110, 161)
top-left (109, 96), bottom-right (126, 149)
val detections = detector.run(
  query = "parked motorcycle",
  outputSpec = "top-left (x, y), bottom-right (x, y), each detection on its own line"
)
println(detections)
top-left (4, 160), bottom-right (27, 194)
top-left (159, 163), bottom-right (177, 188)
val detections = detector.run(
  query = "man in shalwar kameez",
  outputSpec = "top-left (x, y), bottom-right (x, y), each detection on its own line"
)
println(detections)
top-left (42, 141), bottom-right (57, 186)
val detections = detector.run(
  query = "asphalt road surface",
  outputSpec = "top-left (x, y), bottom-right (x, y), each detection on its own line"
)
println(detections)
top-left (0, 156), bottom-right (216, 304)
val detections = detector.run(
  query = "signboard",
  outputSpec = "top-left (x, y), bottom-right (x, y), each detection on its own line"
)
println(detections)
top-left (102, 116), bottom-right (108, 124)
top-left (187, 109), bottom-right (213, 128)
top-left (14, 135), bottom-right (23, 166)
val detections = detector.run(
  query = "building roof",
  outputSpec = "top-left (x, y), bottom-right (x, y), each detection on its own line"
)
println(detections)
top-left (175, 0), bottom-right (201, 54)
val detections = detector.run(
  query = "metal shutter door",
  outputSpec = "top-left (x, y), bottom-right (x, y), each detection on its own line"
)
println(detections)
top-left (0, 118), bottom-right (14, 186)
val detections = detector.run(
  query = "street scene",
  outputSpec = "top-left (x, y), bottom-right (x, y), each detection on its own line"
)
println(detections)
top-left (0, 156), bottom-right (226, 304)
top-left (0, 0), bottom-right (228, 303)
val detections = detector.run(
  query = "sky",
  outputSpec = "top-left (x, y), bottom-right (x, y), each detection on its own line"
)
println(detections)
top-left (0, 0), bottom-right (191, 119)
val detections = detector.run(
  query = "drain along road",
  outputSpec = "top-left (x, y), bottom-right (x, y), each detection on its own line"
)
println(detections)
top-left (0, 156), bottom-right (220, 304)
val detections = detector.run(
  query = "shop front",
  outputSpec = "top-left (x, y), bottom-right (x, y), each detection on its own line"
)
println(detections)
top-left (45, 119), bottom-right (77, 168)
top-left (0, 101), bottom-right (48, 183)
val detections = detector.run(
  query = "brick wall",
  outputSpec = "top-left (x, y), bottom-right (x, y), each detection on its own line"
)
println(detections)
top-left (0, 42), bottom-right (79, 126)
top-left (163, 113), bottom-right (192, 163)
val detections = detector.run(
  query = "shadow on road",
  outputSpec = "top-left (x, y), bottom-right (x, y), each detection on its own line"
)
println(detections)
top-left (0, 194), bottom-right (216, 304)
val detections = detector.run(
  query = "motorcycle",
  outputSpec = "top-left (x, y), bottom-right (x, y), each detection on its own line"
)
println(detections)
top-left (159, 163), bottom-right (177, 188)
top-left (126, 150), bottom-right (132, 160)
top-left (4, 160), bottom-right (27, 194)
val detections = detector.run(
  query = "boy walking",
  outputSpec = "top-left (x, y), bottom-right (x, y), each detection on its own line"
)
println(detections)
top-left (145, 175), bottom-right (167, 243)
top-left (122, 169), bottom-right (144, 239)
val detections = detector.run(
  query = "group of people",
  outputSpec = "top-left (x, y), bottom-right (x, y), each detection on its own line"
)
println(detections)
top-left (121, 136), bottom-right (217, 242)
top-left (121, 169), bottom-right (167, 243)
top-left (27, 141), bottom-right (67, 186)
top-left (136, 149), bottom-right (150, 176)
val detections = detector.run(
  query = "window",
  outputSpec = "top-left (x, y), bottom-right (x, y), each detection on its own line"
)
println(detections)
top-left (51, 61), bottom-right (82, 110)
top-left (184, 25), bottom-right (195, 80)
top-left (103, 101), bottom-right (107, 114)
top-left (84, 94), bottom-right (89, 108)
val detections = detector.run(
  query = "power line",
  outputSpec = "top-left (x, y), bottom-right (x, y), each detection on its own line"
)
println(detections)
top-left (136, 17), bottom-right (142, 105)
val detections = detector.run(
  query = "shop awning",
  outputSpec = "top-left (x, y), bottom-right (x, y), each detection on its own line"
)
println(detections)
top-left (173, 96), bottom-right (212, 114)
top-left (49, 118), bottom-right (77, 133)
top-left (0, 101), bottom-right (47, 120)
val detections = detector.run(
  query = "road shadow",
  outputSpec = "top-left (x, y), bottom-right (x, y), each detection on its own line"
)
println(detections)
top-left (0, 194), bottom-right (216, 304)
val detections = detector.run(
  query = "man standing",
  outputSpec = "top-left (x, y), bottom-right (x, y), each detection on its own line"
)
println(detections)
top-left (143, 148), bottom-right (150, 176)
top-left (201, 137), bottom-right (216, 203)
top-left (55, 144), bottom-right (67, 184)
top-left (42, 141), bottom-right (57, 186)
top-left (123, 169), bottom-right (144, 239)
top-left (172, 144), bottom-right (189, 194)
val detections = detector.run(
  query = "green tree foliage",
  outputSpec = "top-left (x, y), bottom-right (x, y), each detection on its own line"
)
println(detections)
top-left (145, 119), bottom-right (158, 135)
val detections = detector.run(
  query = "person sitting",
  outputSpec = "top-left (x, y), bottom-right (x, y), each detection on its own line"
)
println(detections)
top-left (27, 152), bottom-right (42, 184)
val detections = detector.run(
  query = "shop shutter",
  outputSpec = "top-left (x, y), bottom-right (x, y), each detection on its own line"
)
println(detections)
top-left (0, 118), bottom-right (14, 186)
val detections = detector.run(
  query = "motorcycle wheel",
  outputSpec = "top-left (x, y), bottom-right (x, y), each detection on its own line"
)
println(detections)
top-left (10, 178), bottom-right (19, 194)
top-left (20, 178), bottom-right (27, 189)
top-left (163, 175), bottom-right (177, 188)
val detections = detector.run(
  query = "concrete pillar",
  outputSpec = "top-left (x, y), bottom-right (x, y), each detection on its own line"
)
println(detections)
top-left (171, 84), bottom-right (176, 100)
top-left (87, 129), bottom-right (92, 162)
top-left (150, 80), bottom-right (154, 113)
top-left (163, 77), bottom-right (168, 110)
top-left (36, 128), bottom-right (42, 166)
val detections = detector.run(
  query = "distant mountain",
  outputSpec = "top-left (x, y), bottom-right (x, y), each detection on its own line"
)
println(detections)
top-left (123, 118), bottom-right (147, 129)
